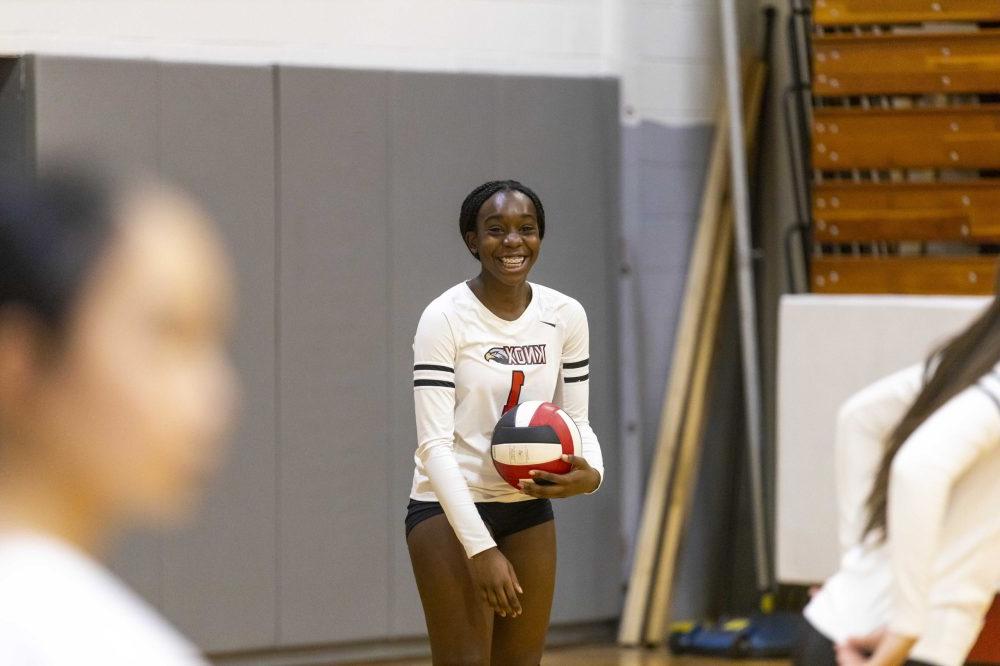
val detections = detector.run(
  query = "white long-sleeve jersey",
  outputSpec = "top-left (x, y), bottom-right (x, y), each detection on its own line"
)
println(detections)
top-left (805, 363), bottom-right (1000, 666)
top-left (410, 281), bottom-right (604, 558)
top-left (0, 531), bottom-right (206, 665)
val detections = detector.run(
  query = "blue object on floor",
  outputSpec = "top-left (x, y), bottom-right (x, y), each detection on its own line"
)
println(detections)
top-left (745, 612), bottom-right (804, 657)
top-left (668, 612), bottom-right (803, 658)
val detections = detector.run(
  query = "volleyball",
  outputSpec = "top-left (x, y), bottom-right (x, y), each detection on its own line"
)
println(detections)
top-left (490, 400), bottom-right (582, 489)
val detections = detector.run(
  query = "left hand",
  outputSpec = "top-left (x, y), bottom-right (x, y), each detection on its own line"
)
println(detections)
top-left (835, 628), bottom-right (881, 666)
top-left (519, 455), bottom-right (600, 499)
top-left (835, 628), bottom-right (917, 666)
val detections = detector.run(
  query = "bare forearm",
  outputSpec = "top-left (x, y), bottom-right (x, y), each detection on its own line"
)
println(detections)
top-left (869, 633), bottom-right (917, 666)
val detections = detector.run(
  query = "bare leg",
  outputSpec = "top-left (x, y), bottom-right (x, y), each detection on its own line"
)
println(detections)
top-left (407, 514), bottom-right (494, 665)
top-left (490, 519), bottom-right (556, 666)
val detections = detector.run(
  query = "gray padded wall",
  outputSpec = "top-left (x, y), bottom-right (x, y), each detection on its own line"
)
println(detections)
top-left (30, 57), bottom-right (282, 652)
top-left (157, 63), bottom-right (279, 652)
top-left (278, 67), bottom-right (621, 638)
top-left (494, 76), bottom-right (621, 621)
top-left (22, 55), bottom-right (620, 653)
top-left (384, 71), bottom-right (501, 636)
top-left (277, 68), bottom-right (392, 645)
top-left (31, 56), bottom-right (165, 608)
top-left (33, 57), bottom-right (159, 170)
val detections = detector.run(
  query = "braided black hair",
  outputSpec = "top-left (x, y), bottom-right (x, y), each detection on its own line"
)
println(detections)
top-left (0, 167), bottom-right (117, 334)
top-left (459, 180), bottom-right (544, 258)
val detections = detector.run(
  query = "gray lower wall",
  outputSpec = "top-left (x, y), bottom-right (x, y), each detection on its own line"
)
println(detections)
top-left (3, 55), bottom-right (621, 654)
top-left (619, 120), bottom-right (758, 621)
top-left (621, 121), bottom-right (713, 475)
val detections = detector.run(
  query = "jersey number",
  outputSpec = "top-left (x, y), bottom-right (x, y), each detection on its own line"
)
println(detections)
top-left (502, 370), bottom-right (525, 414)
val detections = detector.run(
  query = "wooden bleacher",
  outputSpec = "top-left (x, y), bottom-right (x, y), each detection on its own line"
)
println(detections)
top-left (804, 0), bottom-right (1000, 307)
top-left (813, 0), bottom-right (1000, 27)
top-left (812, 105), bottom-right (1000, 170)
top-left (812, 180), bottom-right (1000, 242)
top-left (811, 256), bottom-right (997, 295)
top-left (812, 30), bottom-right (1000, 96)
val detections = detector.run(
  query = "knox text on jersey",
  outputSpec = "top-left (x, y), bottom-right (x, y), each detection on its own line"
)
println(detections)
top-left (484, 344), bottom-right (547, 365)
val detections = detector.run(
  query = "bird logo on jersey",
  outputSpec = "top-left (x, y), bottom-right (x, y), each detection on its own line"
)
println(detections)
top-left (484, 348), bottom-right (511, 364)
top-left (484, 345), bottom-right (547, 365)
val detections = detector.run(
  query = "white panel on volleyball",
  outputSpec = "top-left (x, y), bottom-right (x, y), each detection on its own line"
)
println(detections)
top-left (493, 443), bottom-right (567, 466)
top-left (513, 401), bottom-right (546, 427)
top-left (556, 409), bottom-right (582, 456)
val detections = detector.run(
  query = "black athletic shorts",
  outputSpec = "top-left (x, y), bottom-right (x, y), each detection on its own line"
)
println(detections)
top-left (794, 620), bottom-right (938, 666)
top-left (405, 498), bottom-right (553, 540)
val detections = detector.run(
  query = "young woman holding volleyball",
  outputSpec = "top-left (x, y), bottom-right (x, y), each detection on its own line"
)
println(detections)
top-left (405, 180), bottom-right (605, 665)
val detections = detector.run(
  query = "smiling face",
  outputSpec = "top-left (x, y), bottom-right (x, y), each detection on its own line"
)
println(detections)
top-left (464, 190), bottom-right (542, 287)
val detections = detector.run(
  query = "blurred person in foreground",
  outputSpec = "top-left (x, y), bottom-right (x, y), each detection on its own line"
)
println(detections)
top-left (798, 272), bottom-right (1000, 666)
top-left (0, 166), bottom-right (237, 664)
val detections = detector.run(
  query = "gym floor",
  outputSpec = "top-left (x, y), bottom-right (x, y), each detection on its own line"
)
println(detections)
top-left (376, 645), bottom-right (789, 665)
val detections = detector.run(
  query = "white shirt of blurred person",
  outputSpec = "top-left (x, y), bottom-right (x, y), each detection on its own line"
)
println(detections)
top-left (803, 301), bottom-right (1000, 666)
top-left (0, 170), bottom-right (237, 665)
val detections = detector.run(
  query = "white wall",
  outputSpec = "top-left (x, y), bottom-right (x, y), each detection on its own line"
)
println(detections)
top-left (0, 0), bottom-right (612, 75)
top-left (621, 1), bottom-right (721, 126)
top-left (620, 0), bottom-right (760, 126)
top-left (0, 0), bottom-right (755, 127)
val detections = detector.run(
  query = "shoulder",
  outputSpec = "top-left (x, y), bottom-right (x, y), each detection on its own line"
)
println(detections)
top-left (892, 381), bottom-right (1000, 477)
top-left (0, 534), bottom-right (198, 661)
top-left (421, 283), bottom-right (467, 317)
top-left (532, 283), bottom-right (587, 325)
top-left (0, 533), bottom-right (96, 604)
top-left (837, 363), bottom-right (924, 426)
top-left (417, 284), bottom-right (469, 328)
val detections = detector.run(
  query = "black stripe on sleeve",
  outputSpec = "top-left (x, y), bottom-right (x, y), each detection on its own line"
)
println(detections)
top-left (414, 379), bottom-right (455, 389)
top-left (563, 358), bottom-right (589, 369)
top-left (564, 374), bottom-right (589, 383)
top-left (414, 363), bottom-right (454, 373)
